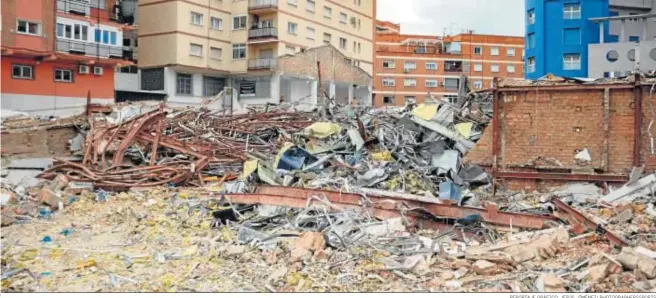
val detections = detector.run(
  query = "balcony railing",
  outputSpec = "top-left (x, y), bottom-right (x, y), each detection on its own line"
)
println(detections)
top-left (57, 0), bottom-right (91, 16)
top-left (248, 27), bottom-right (278, 39)
top-left (248, 58), bottom-right (277, 70)
top-left (56, 39), bottom-right (123, 59)
top-left (249, 0), bottom-right (278, 10)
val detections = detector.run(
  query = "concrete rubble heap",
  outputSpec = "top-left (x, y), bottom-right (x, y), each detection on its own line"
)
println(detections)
top-left (2, 80), bottom-right (656, 292)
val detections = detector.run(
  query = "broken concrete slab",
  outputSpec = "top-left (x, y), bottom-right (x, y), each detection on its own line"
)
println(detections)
top-left (616, 247), bottom-right (656, 279)
top-left (601, 173), bottom-right (656, 205)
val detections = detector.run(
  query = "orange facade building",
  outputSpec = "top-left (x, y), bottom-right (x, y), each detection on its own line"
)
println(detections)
top-left (1, 0), bottom-right (136, 116)
top-left (373, 20), bottom-right (524, 107)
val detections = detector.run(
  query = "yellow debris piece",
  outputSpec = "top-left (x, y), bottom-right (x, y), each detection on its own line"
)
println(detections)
top-left (371, 151), bottom-right (394, 162)
top-left (412, 103), bottom-right (439, 120)
top-left (303, 122), bottom-right (341, 139)
top-left (240, 159), bottom-right (259, 180)
top-left (18, 249), bottom-right (38, 261)
top-left (76, 258), bottom-right (97, 269)
top-left (454, 122), bottom-right (474, 138)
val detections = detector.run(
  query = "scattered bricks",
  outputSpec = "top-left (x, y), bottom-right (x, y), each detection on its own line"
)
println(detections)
top-left (588, 263), bottom-right (610, 282)
top-left (472, 260), bottom-right (496, 275)
top-left (39, 188), bottom-right (63, 211)
top-left (541, 273), bottom-right (566, 292)
top-left (49, 174), bottom-right (69, 191)
top-left (616, 247), bottom-right (656, 279)
top-left (1, 208), bottom-right (15, 226)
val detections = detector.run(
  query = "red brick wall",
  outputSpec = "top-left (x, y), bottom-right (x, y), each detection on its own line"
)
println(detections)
top-left (464, 85), bottom-right (651, 190)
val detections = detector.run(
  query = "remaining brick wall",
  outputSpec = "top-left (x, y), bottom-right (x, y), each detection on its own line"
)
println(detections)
top-left (465, 85), bottom-right (655, 191)
top-left (1, 127), bottom-right (76, 158)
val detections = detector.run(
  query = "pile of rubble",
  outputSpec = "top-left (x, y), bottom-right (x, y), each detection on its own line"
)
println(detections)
top-left (2, 91), bottom-right (656, 292)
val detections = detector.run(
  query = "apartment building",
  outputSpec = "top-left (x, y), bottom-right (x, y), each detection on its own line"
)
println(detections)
top-left (373, 21), bottom-right (524, 107)
top-left (137, 0), bottom-right (375, 107)
top-left (1, 0), bottom-right (137, 116)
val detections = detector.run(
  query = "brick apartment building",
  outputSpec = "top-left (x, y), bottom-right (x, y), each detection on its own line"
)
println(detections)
top-left (373, 20), bottom-right (525, 107)
top-left (1, 0), bottom-right (137, 116)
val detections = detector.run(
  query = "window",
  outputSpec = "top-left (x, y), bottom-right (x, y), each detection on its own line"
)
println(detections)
top-left (491, 64), bottom-right (499, 73)
top-left (528, 9), bottom-right (535, 25)
top-left (382, 78), bottom-right (395, 87)
top-left (490, 47), bottom-right (499, 56)
top-left (73, 24), bottom-right (88, 40)
top-left (288, 22), bottom-right (298, 34)
top-left (564, 28), bottom-right (581, 45)
top-left (425, 79), bottom-right (438, 88)
top-left (17, 20), bottom-right (40, 35)
top-left (232, 44), bottom-right (246, 59)
top-left (340, 13), bottom-right (347, 24)
top-left (444, 95), bottom-right (458, 104)
top-left (444, 78), bottom-right (460, 91)
top-left (507, 48), bottom-right (516, 57)
top-left (444, 61), bottom-right (463, 72)
top-left (404, 61), bottom-right (416, 70)
top-left (527, 33), bottom-right (536, 49)
top-left (563, 53), bottom-right (581, 70)
top-left (211, 47), bottom-right (222, 60)
top-left (507, 65), bottom-right (516, 73)
top-left (176, 73), bottom-right (193, 95)
top-left (110, 32), bottom-right (117, 45)
top-left (339, 37), bottom-right (347, 49)
top-left (474, 46), bottom-right (482, 55)
top-left (383, 60), bottom-right (395, 68)
top-left (307, 0), bottom-right (315, 12)
top-left (142, 68), bottom-right (165, 91)
top-left (191, 12), bottom-right (203, 26)
top-left (404, 78), bottom-right (417, 87)
top-left (528, 57), bottom-right (536, 73)
top-left (563, 3), bottom-right (581, 20)
top-left (353, 41), bottom-right (357, 52)
top-left (306, 27), bottom-right (315, 40)
top-left (288, 0), bottom-right (297, 5)
top-left (203, 76), bottom-right (224, 96)
top-left (324, 6), bottom-right (332, 18)
top-left (630, 36), bottom-right (640, 42)
top-left (211, 17), bottom-right (223, 30)
top-left (190, 43), bottom-right (203, 57)
top-left (474, 63), bottom-right (483, 72)
top-left (233, 15), bottom-right (247, 30)
top-left (357, 42), bottom-right (361, 53)
top-left (425, 62), bottom-right (437, 70)
top-left (119, 66), bottom-right (138, 74)
top-left (383, 96), bottom-right (394, 105)
top-left (12, 65), bottom-right (33, 80)
top-left (323, 33), bottom-right (332, 44)
top-left (54, 69), bottom-right (73, 82)
top-left (473, 80), bottom-right (483, 89)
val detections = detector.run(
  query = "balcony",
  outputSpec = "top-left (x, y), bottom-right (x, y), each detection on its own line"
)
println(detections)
top-left (249, 0), bottom-right (278, 12)
top-left (248, 27), bottom-right (278, 40)
top-left (57, 0), bottom-right (91, 16)
top-left (248, 58), bottom-right (277, 70)
top-left (56, 39), bottom-right (123, 59)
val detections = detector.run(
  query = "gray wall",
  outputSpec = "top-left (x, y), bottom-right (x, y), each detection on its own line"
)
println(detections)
top-left (588, 39), bottom-right (656, 77)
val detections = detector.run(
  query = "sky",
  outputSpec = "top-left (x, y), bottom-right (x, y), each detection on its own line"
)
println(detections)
top-left (377, 0), bottom-right (525, 37)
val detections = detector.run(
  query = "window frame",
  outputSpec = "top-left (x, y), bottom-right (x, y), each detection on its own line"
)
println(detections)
top-left (210, 47), bottom-right (222, 60)
top-left (340, 13), bottom-right (348, 24)
top-left (288, 22), bottom-right (298, 35)
top-left (339, 37), bottom-right (347, 49)
top-left (403, 78), bottom-right (417, 87)
top-left (563, 53), bottom-right (581, 70)
top-left (203, 76), bottom-right (223, 96)
top-left (528, 57), bottom-right (536, 73)
top-left (507, 65), bottom-right (516, 73)
top-left (54, 69), bottom-right (74, 83)
top-left (210, 17), bottom-right (223, 30)
top-left (473, 80), bottom-right (483, 89)
top-left (306, 0), bottom-right (315, 13)
top-left (404, 61), bottom-right (417, 70)
top-left (425, 61), bottom-right (438, 70)
top-left (176, 73), bottom-right (193, 95)
top-left (191, 12), bottom-right (204, 26)
top-left (382, 77), bottom-right (395, 87)
top-left (323, 32), bottom-right (332, 44)
top-left (287, 0), bottom-right (297, 6)
top-left (382, 96), bottom-right (394, 105)
top-left (190, 43), bottom-right (203, 57)
top-left (16, 19), bottom-right (41, 36)
top-left (563, 3), bottom-right (581, 20)
top-left (324, 6), bottom-right (332, 18)
top-left (425, 79), bottom-right (438, 88)
top-left (232, 15), bottom-right (247, 30)
top-left (527, 33), bottom-right (536, 49)
top-left (382, 60), bottom-right (395, 68)
top-left (232, 43), bottom-right (247, 60)
top-left (12, 64), bottom-right (34, 80)
top-left (490, 64), bottom-right (500, 73)
top-left (527, 9), bottom-right (536, 25)
top-left (306, 26), bottom-right (315, 40)
top-left (490, 47), bottom-right (500, 56)
top-left (507, 48), bottom-right (516, 57)
top-left (473, 46), bottom-right (482, 56)
top-left (474, 63), bottom-right (483, 72)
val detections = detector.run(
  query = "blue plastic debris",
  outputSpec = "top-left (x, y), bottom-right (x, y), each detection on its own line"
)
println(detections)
top-left (41, 236), bottom-right (52, 243)
top-left (95, 189), bottom-right (107, 202)
top-left (59, 228), bottom-right (73, 237)
top-left (38, 208), bottom-right (52, 219)
top-left (277, 146), bottom-right (318, 171)
top-left (168, 182), bottom-right (176, 188)
top-left (40, 272), bottom-right (52, 277)
top-left (439, 181), bottom-right (462, 204)
top-left (68, 196), bottom-right (78, 204)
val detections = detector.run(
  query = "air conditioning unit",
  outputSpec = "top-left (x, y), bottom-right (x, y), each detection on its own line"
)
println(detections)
top-left (78, 65), bottom-right (90, 74)
top-left (93, 66), bottom-right (103, 76)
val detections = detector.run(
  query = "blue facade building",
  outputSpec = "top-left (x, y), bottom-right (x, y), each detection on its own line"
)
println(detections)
top-left (525, 0), bottom-right (610, 79)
